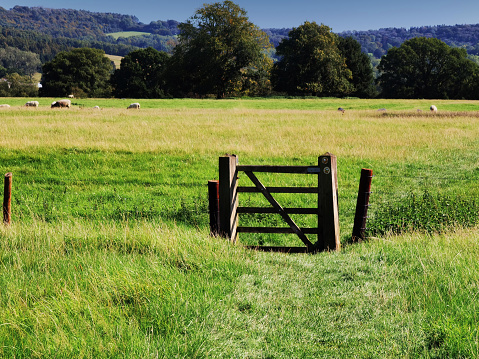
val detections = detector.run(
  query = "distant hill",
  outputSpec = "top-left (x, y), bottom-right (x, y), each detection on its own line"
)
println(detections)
top-left (266, 25), bottom-right (479, 57)
top-left (0, 6), bottom-right (179, 57)
top-left (339, 25), bottom-right (479, 57)
top-left (1, 5), bottom-right (479, 59)
top-left (0, 25), bottom-right (137, 62)
top-left (0, 6), bottom-right (180, 37)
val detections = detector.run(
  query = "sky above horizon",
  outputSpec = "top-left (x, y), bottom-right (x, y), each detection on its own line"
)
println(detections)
top-left (2, 0), bottom-right (478, 32)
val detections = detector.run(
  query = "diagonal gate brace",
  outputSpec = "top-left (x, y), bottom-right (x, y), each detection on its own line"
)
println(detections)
top-left (244, 171), bottom-right (314, 250)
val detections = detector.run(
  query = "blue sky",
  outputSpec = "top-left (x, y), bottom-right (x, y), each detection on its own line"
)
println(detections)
top-left (2, 0), bottom-right (478, 32)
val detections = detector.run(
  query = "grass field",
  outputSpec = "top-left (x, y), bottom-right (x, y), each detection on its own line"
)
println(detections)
top-left (0, 97), bottom-right (478, 357)
top-left (106, 31), bottom-right (152, 39)
top-left (106, 55), bottom-right (123, 69)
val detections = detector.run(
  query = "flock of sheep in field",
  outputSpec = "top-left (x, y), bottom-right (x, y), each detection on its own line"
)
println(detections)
top-left (0, 100), bottom-right (141, 109)
top-left (0, 101), bottom-right (440, 112)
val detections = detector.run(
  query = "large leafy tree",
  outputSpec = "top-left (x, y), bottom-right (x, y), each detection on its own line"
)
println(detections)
top-left (111, 47), bottom-right (169, 98)
top-left (338, 36), bottom-right (376, 98)
top-left (166, 0), bottom-right (272, 98)
top-left (41, 48), bottom-right (113, 98)
top-left (271, 22), bottom-right (353, 97)
top-left (377, 37), bottom-right (479, 99)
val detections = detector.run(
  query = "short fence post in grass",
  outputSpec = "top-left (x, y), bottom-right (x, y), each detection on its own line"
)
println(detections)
top-left (208, 180), bottom-right (220, 236)
top-left (3, 172), bottom-right (12, 225)
top-left (316, 153), bottom-right (340, 251)
top-left (352, 168), bottom-right (373, 242)
top-left (218, 155), bottom-right (238, 242)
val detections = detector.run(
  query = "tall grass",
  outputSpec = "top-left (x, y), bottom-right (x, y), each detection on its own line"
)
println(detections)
top-left (368, 190), bottom-right (479, 235)
top-left (0, 98), bottom-right (479, 357)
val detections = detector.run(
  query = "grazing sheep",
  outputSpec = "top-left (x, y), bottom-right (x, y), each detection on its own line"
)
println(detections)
top-left (377, 108), bottom-right (386, 112)
top-left (93, 106), bottom-right (100, 109)
top-left (51, 99), bottom-right (71, 108)
top-left (0, 104), bottom-right (10, 108)
top-left (68, 94), bottom-right (74, 98)
top-left (127, 102), bottom-right (140, 109)
top-left (337, 107), bottom-right (345, 113)
top-left (25, 101), bottom-right (39, 107)
top-left (417, 109), bottom-right (423, 112)
top-left (430, 105), bottom-right (437, 113)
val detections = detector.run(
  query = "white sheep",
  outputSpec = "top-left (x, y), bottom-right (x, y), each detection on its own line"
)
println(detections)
top-left (430, 105), bottom-right (437, 113)
top-left (25, 101), bottom-right (39, 107)
top-left (127, 103), bottom-right (140, 109)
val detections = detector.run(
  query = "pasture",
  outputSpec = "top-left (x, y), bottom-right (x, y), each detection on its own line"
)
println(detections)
top-left (0, 97), bottom-right (478, 357)
top-left (106, 31), bottom-right (152, 39)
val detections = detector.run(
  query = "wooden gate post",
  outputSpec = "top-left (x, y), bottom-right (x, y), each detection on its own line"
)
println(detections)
top-left (352, 169), bottom-right (373, 242)
top-left (218, 155), bottom-right (238, 242)
top-left (316, 153), bottom-right (340, 251)
top-left (208, 180), bottom-right (220, 236)
top-left (3, 172), bottom-right (12, 225)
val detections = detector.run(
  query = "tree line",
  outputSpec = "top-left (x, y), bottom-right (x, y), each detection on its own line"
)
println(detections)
top-left (4, 1), bottom-right (479, 100)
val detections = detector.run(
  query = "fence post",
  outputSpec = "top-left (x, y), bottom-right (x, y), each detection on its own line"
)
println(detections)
top-left (3, 172), bottom-right (12, 225)
top-left (208, 180), bottom-right (220, 236)
top-left (218, 155), bottom-right (238, 242)
top-left (316, 153), bottom-right (340, 251)
top-left (352, 168), bottom-right (373, 242)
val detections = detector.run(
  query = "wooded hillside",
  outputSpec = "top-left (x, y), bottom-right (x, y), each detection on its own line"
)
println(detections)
top-left (1, 5), bottom-right (479, 59)
top-left (340, 24), bottom-right (479, 57)
top-left (0, 6), bottom-right (179, 56)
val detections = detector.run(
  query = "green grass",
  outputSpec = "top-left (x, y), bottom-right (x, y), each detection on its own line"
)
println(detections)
top-left (0, 98), bottom-right (479, 357)
top-left (1, 96), bottom-right (479, 111)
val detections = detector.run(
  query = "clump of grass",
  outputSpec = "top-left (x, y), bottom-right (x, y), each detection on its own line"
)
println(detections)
top-left (367, 190), bottom-right (479, 236)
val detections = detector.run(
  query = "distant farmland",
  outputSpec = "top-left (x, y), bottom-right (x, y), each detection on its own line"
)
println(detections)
top-left (106, 54), bottom-right (123, 68)
top-left (106, 31), bottom-right (152, 39)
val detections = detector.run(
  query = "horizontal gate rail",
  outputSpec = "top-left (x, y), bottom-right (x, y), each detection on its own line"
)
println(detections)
top-left (237, 165), bottom-right (321, 174)
top-left (238, 187), bottom-right (318, 193)
top-left (238, 227), bottom-right (318, 234)
top-left (243, 246), bottom-right (310, 253)
top-left (237, 207), bottom-right (317, 214)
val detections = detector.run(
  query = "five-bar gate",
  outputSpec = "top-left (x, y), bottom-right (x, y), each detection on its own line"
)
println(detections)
top-left (217, 154), bottom-right (340, 253)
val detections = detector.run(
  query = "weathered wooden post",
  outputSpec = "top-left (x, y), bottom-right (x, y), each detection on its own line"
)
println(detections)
top-left (208, 180), bottom-right (220, 236)
top-left (352, 168), bottom-right (373, 242)
top-left (316, 153), bottom-right (340, 251)
top-left (3, 172), bottom-right (12, 225)
top-left (218, 155), bottom-right (238, 242)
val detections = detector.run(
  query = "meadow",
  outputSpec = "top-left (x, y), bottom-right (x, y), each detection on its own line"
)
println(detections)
top-left (0, 97), bottom-right (478, 357)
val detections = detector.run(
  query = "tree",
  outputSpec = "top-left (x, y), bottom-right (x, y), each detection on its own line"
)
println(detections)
top-left (377, 37), bottom-right (479, 99)
top-left (0, 47), bottom-right (41, 77)
top-left (337, 36), bottom-right (376, 98)
top-left (271, 22), bottom-right (353, 97)
top-left (111, 47), bottom-right (169, 98)
top-left (41, 48), bottom-right (113, 97)
top-left (166, 0), bottom-right (272, 98)
top-left (0, 73), bottom-right (38, 97)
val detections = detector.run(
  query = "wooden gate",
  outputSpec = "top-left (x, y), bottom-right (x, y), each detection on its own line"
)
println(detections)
top-left (217, 154), bottom-right (340, 253)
